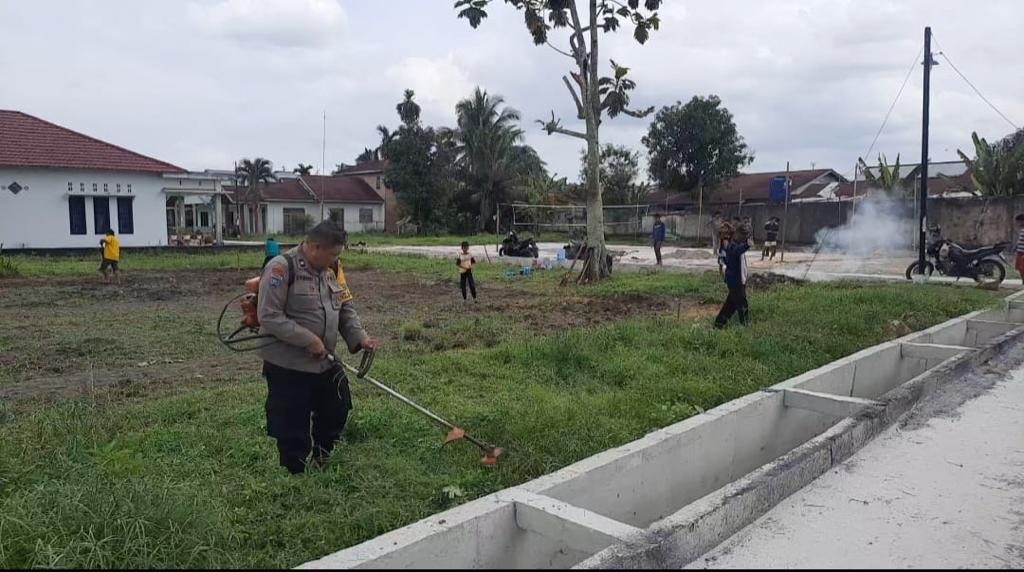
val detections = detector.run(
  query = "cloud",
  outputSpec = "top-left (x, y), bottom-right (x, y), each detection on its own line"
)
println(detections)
top-left (385, 54), bottom-right (475, 123)
top-left (188, 0), bottom-right (346, 48)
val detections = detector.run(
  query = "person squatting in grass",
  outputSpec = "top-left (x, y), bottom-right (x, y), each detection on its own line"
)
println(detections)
top-left (256, 221), bottom-right (378, 474)
top-left (456, 241), bottom-right (477, 302)
top-left (715, 223), bottom-right (751, 328)
top-left (98, 229), bottom-right (121, 284)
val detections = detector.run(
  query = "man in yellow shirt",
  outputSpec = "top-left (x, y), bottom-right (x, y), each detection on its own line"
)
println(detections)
top-left (99, 229), bottom-right (121, 284)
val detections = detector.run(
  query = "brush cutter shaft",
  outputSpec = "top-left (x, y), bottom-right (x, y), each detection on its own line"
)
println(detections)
top-left (331, 355), bottom-right (494, 453)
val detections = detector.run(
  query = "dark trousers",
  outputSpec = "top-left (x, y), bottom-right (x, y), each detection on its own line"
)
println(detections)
top-left (460, 270), bottom-right (477, 299)
top-left (653, 240), bottom-right (664, 265)
top-left (263, 361), bottom-right (352, 474)
top-left (715, 284), bottom-right (750, 327)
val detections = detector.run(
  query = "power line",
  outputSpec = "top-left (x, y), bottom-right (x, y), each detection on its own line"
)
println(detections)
top-left (841, 45), bottom-right (923, 180)
top-left (933, 35), bottom-right (1020, 131)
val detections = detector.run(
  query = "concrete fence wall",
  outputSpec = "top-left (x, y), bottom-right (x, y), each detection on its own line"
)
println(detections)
top-left (649, 196), bottom-right (1024, 248)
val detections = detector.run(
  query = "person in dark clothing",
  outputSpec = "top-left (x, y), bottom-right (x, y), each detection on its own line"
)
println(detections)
top-left (256, 221), bottom-right (377, 474)
top-left (715, 226), bottom-right (751, 328)
top-left (456, 241), bottom-right (477, 302)
top-left (652, 213), bottom-right (667, 266)
top-left (762, 217), bottom-right (781, 260)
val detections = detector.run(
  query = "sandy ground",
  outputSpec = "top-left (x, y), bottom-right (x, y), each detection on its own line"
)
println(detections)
top-left (687, 343), bottom-right (1024, 569)
top-left (376, 242), bottom-right (1024, 288)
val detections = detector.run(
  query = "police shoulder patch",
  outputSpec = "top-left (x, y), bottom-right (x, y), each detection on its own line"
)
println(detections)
top-left (270, 275), bottom-right (283, 288)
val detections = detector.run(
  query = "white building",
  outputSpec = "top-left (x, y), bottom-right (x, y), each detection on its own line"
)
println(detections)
top-left (0, 110), bottom-right (226, 249)
top-left (224, 175), bottom-right (385, 236)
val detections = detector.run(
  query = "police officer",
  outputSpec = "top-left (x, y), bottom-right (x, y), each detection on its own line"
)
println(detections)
top-left (256, 221), bottom-right (378, 474)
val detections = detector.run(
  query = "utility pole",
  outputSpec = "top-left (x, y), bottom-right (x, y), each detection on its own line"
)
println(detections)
top-left (321, 111), bottom-right (327, 222)
top-left (780, 161), bottom-right (791, 262)
top-left (917, 26), bottom-right (933, 275)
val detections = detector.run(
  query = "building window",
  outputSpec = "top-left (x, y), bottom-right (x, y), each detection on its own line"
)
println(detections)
top-left (68, 182), bottom-right (73, 192)
top-left (375, 176), bottom-right (381, 190)
top-left (199, 211), bottom-right (210, 227)
top-left (116, 184), bottom-right (121, 193)
top-left (117, 197), bottom-right (134, 235)
top-left (359, 208), bottom-right (374, 223)
top-left (69, 196), bottom-right (87, 235)
top-left (103, 183), bottom-right (109, 193)
top-left (93, 197), bottom-right (110, 234)
top-left (283, 207), bottom-right (308, 235)
top-left (92, 183), bottom-right (98, 193)
top-left (185, 206), bottom-right (195, 228)
top-left (329, 208), bottom-right (344, 225)
top-left (127, 183), bottom-right (132, 193)
top-left (80, 183), bottom-right (85, 193)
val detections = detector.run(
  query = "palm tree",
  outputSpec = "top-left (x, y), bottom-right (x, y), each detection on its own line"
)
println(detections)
top-left (293, 163), bottom-right (314, 176)
top-left (355, 148), bottom-right (378, 163)
top-left (958, 131), bottom-right (1024, 197)
top-left (235, 158), bottom-right (274, 234)
top-left (455, 87), bottom-right (539, 230)
top-left (397, 89), bottom-right (421, 127)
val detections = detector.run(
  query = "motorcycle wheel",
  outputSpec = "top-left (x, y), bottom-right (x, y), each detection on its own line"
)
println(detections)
top-left (905, 261), bottom-right (935, 280)
top-left (498, 247), bottom-right (506, 257)
top-left (973, 259), bottom-right (1005, 285)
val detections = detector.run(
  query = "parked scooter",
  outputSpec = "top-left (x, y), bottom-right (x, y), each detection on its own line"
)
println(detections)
top-left (498, 231), bottom-right (540, 258)
top-left (905, 226), bottom-right (1008, 285)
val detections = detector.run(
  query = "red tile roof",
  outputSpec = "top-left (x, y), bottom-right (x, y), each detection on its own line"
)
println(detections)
top-left (303, 175), bottom-right (385, 203)
top-left (225, 175), bottom-right (383, 204)
top-left (0, 110), bottom-right (186, 173)
top-left (339, 159), bottom-right (389, 174)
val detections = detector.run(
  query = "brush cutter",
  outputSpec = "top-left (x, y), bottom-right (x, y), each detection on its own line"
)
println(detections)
top-left (325, 350), bottom-right (504, 466)
top-left (217, 283), bottom-right (504, 466)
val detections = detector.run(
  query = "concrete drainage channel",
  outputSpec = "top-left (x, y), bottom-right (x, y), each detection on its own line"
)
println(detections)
top-left (300, 291), bottom-right (1024, 570)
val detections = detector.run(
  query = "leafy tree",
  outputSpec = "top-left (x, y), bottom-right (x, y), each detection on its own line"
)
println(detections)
top-left (234, 158), bottom-right (274, 234)
top-left (643, 95), bottom-right (753, 194)
top-left (331, 163), bottom-right (351, 175)
top-left (355, 148), bottom-right (378, 163)
top-left (455, 0), bottom-right (661, 281)
top-left (579, 144), bottom-right (646, 205)
top-left (293, 163), bottom-right (314, 176)
top-left (382, 90), bottom-right (462, 232)
top-left (958, 132), bottom-right (1024, 197)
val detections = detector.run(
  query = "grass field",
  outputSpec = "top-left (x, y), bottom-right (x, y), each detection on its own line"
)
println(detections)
top-left (0, 250), bottom-right (1003, 568)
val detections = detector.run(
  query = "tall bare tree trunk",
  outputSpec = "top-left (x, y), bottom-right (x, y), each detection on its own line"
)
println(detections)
top-left (582, 0), bottom-right (609, 281)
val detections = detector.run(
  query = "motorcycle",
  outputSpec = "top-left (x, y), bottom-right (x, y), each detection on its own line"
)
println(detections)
top-left (905, 228), bottom-right (1008, 285)
top-left (498, 231), bottom-right (540, 258)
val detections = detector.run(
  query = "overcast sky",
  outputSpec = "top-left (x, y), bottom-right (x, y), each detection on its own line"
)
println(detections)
top-left (2, 0), bottom-right (1022, 182)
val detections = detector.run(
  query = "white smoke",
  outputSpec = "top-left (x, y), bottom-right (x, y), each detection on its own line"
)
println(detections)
top-left (814, 194), bottom-right (914, 256)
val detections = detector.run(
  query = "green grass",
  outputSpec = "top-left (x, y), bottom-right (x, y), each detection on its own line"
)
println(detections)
top-left (0, 267), bottom-right (1001, 568)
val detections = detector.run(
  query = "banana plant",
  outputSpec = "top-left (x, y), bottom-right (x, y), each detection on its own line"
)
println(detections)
top-left (857, 153), bottom-right (906, 196)
top-left (958, 131), bottom-right (1024, 197)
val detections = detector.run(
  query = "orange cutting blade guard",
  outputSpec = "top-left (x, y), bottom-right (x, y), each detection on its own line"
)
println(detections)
top-left (481, 447), bottom-right (505, 466)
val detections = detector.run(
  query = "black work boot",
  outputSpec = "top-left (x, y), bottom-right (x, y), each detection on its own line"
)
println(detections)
top-left (739, 310), bottom-right (751, 326)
